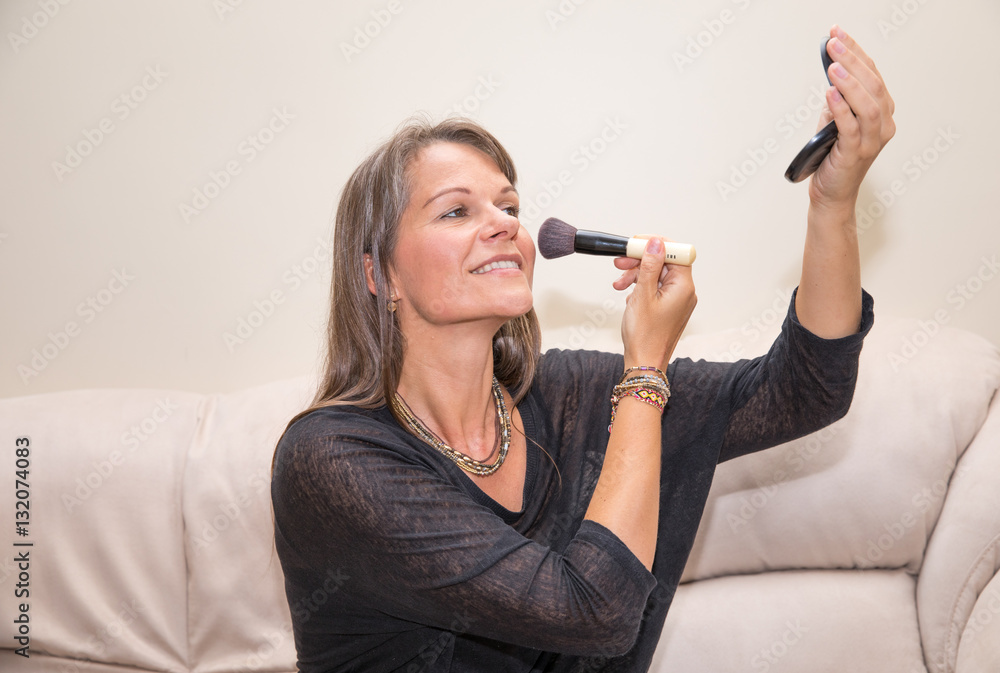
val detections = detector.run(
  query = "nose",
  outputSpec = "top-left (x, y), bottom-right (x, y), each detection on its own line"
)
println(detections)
top-left (481, 205), bottom-right (521, 241)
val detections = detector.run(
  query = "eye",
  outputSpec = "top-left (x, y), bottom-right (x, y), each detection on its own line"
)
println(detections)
top-left (441, 206), bottom-right (467, 219)
top-left (502, 205), bottom-right (520, 218)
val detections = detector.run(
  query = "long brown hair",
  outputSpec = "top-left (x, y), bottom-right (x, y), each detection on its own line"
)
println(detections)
top-left (285, 116), bottom-right (542, 431)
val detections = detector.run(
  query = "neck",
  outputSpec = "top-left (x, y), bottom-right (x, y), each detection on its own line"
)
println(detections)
top-left (396, 321), bottom-right (503, 462)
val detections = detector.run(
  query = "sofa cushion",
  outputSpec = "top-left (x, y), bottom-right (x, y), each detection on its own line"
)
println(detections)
top-left (651, 569), bottom-right (926, 673)
top-left (0, 652), bottom-right (163, 672)
top-left (182, 375), bottom-right (311, 673)
top-left (0, 389), bottom-right (203, 671)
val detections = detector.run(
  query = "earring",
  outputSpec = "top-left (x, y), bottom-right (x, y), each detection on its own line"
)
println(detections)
top-left (387, 295), bottom-right (397, 313)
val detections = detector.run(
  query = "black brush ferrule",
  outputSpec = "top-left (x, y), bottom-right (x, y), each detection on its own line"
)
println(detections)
top-left (574, 229), bottom-right (629, 256)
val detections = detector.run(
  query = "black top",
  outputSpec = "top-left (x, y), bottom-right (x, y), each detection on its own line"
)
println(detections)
top-left (271, 289), bottom-right (874, 672)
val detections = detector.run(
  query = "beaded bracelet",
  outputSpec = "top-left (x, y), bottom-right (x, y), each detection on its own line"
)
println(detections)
top-left (611, 375), bottom-right (671, 402)
top-left (619, 365), bottom-right (668, 385)
top-left (608, 386), bottom-right (669, 431)
top-left (608, 369), bottom-right (671, 432)
top-left (628, 387), bottom-right (668, 410)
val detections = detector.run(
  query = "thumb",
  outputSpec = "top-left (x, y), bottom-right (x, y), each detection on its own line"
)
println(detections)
top-left (635, 237), bottom-right (665, 299)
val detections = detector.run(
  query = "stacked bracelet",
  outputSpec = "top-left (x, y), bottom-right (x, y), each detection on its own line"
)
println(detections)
top-left (608, 367), bottom-right (671, 432)
top-left (620, 365), bottom-right (668, 382)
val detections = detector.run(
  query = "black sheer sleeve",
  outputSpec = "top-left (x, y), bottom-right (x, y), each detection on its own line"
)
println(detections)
top-left (667, 288), bottom-right (874, 464)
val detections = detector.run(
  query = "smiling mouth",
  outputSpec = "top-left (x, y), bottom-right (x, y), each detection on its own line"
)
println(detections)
top-left (471, 260), bottom-right (520, 274)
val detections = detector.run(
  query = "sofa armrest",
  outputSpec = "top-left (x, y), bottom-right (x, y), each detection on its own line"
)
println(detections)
top-left (955, 569), bottom-right (1000, 673)
top-left (919, 388), bottom-right (1000, 673)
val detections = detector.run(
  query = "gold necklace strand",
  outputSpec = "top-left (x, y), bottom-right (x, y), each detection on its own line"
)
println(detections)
top-left (391, 376), bottom-right (511, 477)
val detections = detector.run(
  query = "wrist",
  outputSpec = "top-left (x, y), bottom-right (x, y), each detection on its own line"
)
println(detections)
top-left (808, 193), bottom-right (858, 225)
top-left (623, 352), bottom-right (670, 374)
top-left (807, 200), bottom-right (860, 239)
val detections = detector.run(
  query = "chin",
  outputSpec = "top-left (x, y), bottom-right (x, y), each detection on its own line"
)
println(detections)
top-left (503, 289), bottom-right (534, 318)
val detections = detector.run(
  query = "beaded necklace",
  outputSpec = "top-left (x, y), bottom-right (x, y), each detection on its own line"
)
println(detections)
top-left (391, 376), bottom-right (510, 477)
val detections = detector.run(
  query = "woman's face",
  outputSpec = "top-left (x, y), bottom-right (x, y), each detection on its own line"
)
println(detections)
top-left (388, 142), bottom-right (535, 332)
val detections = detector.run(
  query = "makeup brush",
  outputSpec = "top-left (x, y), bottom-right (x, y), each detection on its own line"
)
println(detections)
top-left (537, 218), bottom-right (697, 266)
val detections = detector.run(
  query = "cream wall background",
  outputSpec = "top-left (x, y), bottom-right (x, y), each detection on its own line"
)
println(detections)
top-left (1, 0), bottom-right (997, 398)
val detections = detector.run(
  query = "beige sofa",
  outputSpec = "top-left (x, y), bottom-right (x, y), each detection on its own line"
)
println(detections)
top-left (2, 315), bottom-right (999, 673)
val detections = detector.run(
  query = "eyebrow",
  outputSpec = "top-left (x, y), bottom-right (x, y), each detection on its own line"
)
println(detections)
top-left (423, 185), bottom-right (517, 209)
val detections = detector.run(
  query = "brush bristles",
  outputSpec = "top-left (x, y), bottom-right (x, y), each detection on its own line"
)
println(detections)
top-left (537, 217), bottom-right (578, 259)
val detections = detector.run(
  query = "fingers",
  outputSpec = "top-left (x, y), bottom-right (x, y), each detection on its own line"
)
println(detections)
top-left (634, 238), bottom-right (666, 301)
top-left (807, 27), bottom-right (895, 208)
top-left (830, 24), bottom-right (889, 104)
top-left (613, 235), bottom-right (668, 290)
top-left (614, 257), bottom-right (640, 270)
top-left (613, 261), bottom-right (636, 291)
top-left (825, 27), bottom-right (896, 154)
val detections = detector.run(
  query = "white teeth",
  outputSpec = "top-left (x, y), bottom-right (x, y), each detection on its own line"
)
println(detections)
top-left (472, 260), bottom-right (519, 274)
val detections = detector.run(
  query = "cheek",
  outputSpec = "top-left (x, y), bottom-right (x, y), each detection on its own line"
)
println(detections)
top-left (395, 237), bottom-right (467, 304)
top-left (519, 237), bottom-right (537, 286)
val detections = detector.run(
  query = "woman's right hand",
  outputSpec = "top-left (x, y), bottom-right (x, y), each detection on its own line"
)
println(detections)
top-left (614, 237), bottom-right (697, 372)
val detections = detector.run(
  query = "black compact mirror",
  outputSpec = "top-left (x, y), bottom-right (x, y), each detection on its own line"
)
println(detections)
top-left (785, 38), bottom-right (839, 183)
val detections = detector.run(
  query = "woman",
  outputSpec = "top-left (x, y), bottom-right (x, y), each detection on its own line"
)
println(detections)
top-left (272, 26), bottom-right (894, 673)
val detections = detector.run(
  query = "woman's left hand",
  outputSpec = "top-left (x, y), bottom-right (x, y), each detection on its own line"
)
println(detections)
top-left (808, 25), bottom-right (896, 212)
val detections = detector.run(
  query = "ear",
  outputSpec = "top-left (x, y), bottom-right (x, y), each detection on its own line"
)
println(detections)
top-left (363, 253), bottom-right (378, 296)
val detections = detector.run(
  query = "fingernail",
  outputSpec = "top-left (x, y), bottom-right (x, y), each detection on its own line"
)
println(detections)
top-left (647, 237), bottom-right (662, 254)
top-left (836, 25), bottom-right (848, 41)
top-left (830, 86), bottom-right (843, 103)
top-left (833, 63), bottom-right (848, 79)
top-left (832, 38), bottom-right (846, 55)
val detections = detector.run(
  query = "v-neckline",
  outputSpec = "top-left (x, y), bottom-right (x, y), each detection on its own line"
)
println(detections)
top-left (450, 401), bottom-right (538, 523)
